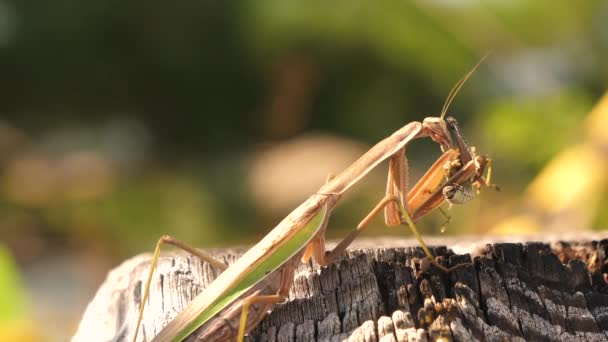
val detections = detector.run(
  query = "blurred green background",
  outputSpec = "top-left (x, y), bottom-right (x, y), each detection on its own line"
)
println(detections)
top-left (0, 1), bottom-right (607, 341)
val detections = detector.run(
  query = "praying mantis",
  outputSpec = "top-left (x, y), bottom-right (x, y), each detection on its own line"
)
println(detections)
top-left (131, 60), bottom-right (494, 342)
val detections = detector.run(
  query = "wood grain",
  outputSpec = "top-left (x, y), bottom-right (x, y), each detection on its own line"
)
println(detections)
top-left (72, 235), bottom-right (608, 341)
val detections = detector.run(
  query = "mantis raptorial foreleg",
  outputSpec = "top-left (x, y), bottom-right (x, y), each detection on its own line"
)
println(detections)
top-left (385, 149), bottom-right (467, 271)
top-left (385, 148), bottom-right (409, 226)
top-left (432, 119), bottom-right (498, 243)
top-left (381, 149), bottom-right (456, 269)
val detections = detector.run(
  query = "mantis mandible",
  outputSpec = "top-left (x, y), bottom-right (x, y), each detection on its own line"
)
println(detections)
top-left (131, 59), bottom-right (493, 342)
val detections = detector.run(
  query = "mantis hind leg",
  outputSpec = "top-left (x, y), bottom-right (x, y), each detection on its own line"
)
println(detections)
top-left (132, 235), bottom-right (229, 342)
top-left (237, 295), bottom-right (286, 342)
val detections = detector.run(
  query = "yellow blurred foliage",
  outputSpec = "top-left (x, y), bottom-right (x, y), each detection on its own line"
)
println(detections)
top-left (0, 321), bottom-right (41, 342)
top-left (491, 92), bottom-right (608, 234)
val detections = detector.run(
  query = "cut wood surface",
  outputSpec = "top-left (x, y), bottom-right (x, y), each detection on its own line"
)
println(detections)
top-left (73, 233), bottom-right (608, 342)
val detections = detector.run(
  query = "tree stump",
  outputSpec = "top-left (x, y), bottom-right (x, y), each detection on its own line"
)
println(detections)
top-left (72, 235), bottom-right (608, 342)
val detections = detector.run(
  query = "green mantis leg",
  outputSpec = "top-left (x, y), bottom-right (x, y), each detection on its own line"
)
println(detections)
top-left (237, 295), bottom-right (286, 342)
top-left (133, 235), bottom-right (229, 342)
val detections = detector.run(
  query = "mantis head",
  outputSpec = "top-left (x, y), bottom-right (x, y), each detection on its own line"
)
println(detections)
top-left (422, 116), bottom-right (452, 151)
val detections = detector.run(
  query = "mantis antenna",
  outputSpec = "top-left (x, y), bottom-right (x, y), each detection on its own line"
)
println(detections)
top-left (440, 54), bottom-right (490, 119)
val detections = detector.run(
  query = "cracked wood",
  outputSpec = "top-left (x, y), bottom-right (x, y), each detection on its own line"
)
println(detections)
top-left (73, 237), bottom-right (608, 342)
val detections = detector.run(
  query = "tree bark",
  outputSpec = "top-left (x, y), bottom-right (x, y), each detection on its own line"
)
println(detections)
top-left (72, 234), bottom-right (608, 342)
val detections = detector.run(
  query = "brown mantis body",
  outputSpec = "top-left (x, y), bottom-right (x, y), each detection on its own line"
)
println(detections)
top-left (132, 60), bottom-right (494, 342)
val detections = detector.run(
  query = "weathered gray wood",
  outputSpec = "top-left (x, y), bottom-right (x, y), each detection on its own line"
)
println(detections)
top-left (72, 234), bottom-right (608, 342)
